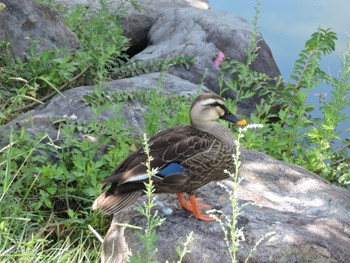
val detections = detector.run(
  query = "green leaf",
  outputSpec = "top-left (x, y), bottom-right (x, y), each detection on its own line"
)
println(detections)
top-left (46, 186), bottom-right (57, 195)
top-left (44, 198), bottom-right (52, 208)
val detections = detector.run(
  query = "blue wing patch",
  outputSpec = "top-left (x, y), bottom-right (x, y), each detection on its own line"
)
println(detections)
top-left (158, 162), bottom-right (185, 177)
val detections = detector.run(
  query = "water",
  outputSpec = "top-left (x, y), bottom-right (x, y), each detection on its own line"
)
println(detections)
top-left (209, 0), bottom-right (350, 141)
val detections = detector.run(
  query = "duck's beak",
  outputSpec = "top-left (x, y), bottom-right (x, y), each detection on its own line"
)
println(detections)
top-left (220, 111), bottom-right (247, 126)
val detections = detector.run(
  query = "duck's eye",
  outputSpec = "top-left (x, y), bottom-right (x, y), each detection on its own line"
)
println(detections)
top-left (208, 102), bottom-right (225, 109)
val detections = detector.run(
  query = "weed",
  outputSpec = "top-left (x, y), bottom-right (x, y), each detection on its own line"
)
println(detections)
top-left (175, 231), bottom-right (194, 263)
top-left (128, 134), bottom-right (166, 263)
top-left (0, 110), bottom-right (134, 261)
top-left (0, 88), bottom-right (195, 262)
top-left (208, 124), bottom-right (273, 263)
top-left (0, 1), bottom-right (194, 126)
top-left (110, 55), bottom-right (194, 79)
top-left (0, 0), bottom-right (130, 124)
top-left (65, 0), bottom-right (130, 83)
top-left (220, 23), bottom-right (350, 187)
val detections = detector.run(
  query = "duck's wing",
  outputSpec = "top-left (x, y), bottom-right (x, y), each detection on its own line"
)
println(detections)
top-left (93, 126), bottom-right (215, 214)
top-left (105, 126), bottom-right (214, 185)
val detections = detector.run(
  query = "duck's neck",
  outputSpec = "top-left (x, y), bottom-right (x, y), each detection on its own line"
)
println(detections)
top-left (194, 121), bottom-right (236, 147)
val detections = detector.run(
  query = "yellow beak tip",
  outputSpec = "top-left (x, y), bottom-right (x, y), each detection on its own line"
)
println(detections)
top-left (237, 119), bottom-right (248, 126)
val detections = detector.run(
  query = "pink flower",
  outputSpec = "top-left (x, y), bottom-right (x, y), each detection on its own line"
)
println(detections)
top-left (214, 51), bottom-right (225, 67)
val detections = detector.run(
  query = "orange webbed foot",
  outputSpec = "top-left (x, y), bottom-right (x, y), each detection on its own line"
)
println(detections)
top-left (176, 193), bottom-right (216, 221)
top-left (176, 193), bottom-right (212, 211)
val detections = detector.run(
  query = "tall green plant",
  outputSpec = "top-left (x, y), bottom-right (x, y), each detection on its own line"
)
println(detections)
top-left (303, 40), bottom-right (350, 183)
top-left (218, 1), bottom-right (349, 187)
top-left (208, 124), bottom-right (272, 263)
top-left (65, 0), bottom-right (130, 82)
top-left (218, 0), bottom-right (272, 110)
top-left (222, 26), bottom-right (349, 187)
top-left (129, 134), bottom-right (165, 263)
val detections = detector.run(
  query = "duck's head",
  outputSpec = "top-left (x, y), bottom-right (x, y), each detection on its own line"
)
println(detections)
top-left (190, 93), bottom-right (247, 127)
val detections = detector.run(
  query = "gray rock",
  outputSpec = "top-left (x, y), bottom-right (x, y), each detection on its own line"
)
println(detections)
top-left (55, 0), bottom-right (280, 116)
top-left (0, 73), bottom-right (210, 145)
top-left (134, 7), bottom-right (281, 116)
top-left (115, 0), bottom-right (209, 54)
top-left (102, 150), bottom-right (350, 263)
top-left (56, 0), bottom-right (209, 52)
top-left (0, 0), bottom-right (79, 60)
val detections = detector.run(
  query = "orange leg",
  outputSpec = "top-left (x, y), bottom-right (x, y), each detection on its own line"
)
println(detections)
top-left (176, 193), bottom-right (211, 211)
top-left (176, 193), bottom-right (215, 221)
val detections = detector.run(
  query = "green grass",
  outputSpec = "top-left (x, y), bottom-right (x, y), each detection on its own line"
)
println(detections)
top-left (0, 89), bottom-right (193, 262)
top-left (0, 0), bottom-right (192, 125)
top-left (0, 0), bottom-right (128, 124)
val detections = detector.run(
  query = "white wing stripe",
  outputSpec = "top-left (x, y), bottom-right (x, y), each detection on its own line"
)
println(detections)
top-left (123, 173), bottom-right (149, 183)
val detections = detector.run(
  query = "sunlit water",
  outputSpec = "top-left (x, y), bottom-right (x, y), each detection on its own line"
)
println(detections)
top-left (209, 0), bottom-right (350, 141)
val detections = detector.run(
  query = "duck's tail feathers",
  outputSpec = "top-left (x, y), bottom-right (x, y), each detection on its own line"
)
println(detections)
top-left (92, 190), bottom-right (143, 214)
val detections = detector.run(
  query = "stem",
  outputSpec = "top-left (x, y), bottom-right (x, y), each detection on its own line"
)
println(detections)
top-left (295, 50), bottom-right (315, 90)
top-left (17, 67), bottom-right (89, 112)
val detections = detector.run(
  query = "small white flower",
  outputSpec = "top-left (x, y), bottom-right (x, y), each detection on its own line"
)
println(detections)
top-left (70, 114), bottom-right (77, 120)
top-left (239, 123), bottom-right (263, 133)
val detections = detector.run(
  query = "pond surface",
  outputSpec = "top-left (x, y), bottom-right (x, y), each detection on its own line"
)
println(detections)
top-left (209, 0), bottom-right (350, 140)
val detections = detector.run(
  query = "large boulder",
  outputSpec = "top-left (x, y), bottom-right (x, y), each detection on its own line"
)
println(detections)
top-left (55, 0), bottom-right (280, 116)
top-left (102, 150), bottom-right (350, 263)
top-left (0, 73), bottom-right (210, 144)
top-left (134, 7), bottom-right (281, 115)
top-left (115, 0), bottom-right (209, 55)
top-left (0, 0), bottom-right (79, 60)
top-left (56, 0), bottom-right (209, 54)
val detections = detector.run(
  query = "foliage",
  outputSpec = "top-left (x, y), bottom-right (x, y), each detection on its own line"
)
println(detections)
top-left (142, 89), bottom-right (192, 136)
top-left (221, 27), bottom-right (350, 188)
top-left (110, 55), bottom-right (194, 79)
top-left (0, 0), bottom-right (194, 126)
top-left (0, 0), bottom-right (93, 123)
top-left (64, 0), bottom-right (130, 83)
top-left (82, 86), bottom-right (192, 136)
top-left (1, 0), bottom-right (350, 261)
top-left (0, 0), bottom-right (193, 125)
top-left (0, 106), bottom-right (135, 261)
top-left (175, 231), bottom-right (194, 263)
top-left (129, 134), bottom-right (166, 263)
top-left (0, 44), bottom-right (79, 123)
top-left (0, 89), bottom-right (194, 262)
top-left (303, 39), bottom-right (350, 183)
top-left (0, 0), bottom-right (127, 125)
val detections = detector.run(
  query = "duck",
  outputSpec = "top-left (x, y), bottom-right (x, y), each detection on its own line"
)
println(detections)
top-left (92, 93), bottom-right (247, 221)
